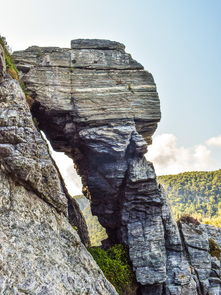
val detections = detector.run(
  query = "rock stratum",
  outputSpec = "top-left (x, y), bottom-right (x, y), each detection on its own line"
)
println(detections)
top-left (0, 39), bottom-right (220, 295)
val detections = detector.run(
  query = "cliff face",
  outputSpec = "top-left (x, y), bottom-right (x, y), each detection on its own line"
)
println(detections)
top-left (0, 39), bottom-right (220, 295)
top-left (0, 42), bottom-right (117, 295)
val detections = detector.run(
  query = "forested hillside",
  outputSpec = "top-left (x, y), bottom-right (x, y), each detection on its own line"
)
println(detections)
top-left (158, 169), bottom-right (221, 227)
top-left (74, 195), bottom-right (107, 246)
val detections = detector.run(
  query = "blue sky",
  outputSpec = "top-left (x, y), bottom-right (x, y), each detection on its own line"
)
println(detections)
top-left (1, 0), bottom-right (220, 175)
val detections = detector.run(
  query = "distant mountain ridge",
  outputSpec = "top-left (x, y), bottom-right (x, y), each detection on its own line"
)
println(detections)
top-left (158, 169), bottom-right (221, 226)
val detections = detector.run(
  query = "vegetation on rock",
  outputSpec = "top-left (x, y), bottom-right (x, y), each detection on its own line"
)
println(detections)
top-left (88, 244), bottom-right (137, 295)
top-left (158, 170), bottom-right (221, 227)
top-left (83, 205), bottom-right (107, 245)
top-left (0, 36), bottom-right (19, 80)
top-left (209, 238), bottom-right (221, 259)
top-left (178, 214), bottom-right (200, 225)
top-left (0, 36), bottom-right (31, 103)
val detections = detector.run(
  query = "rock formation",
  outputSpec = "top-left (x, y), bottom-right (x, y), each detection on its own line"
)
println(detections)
top-left (12, 39), bottom-right (221, 295)
top-left (179, 221), bottom-right (221, 295)
top-left (0, 42), bottom-right (117, 295)
top-left (0, 38), bottom-right (220, 295)
top-left (13, 39), bottom-right (166, 290)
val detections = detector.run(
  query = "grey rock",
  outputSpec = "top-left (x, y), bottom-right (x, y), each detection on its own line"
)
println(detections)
top-left (179, 221), bottom-right (221, 295)
top-left (0, 44), bottom-right (6, 80)
top-left (160, 188), bottom-right (194, 294)
top-left (0, 77), bottom-right (67, 214)
top-left (204, 225), bottom-right (221, 248)
top-left (13, 39), bottom-right (165, 290)
top-left (0, 48), bottom-right (117, 294)
top-left (71, 39), bottom-right (125, 50)
top-left (0, 169), bottom-right (117, 295)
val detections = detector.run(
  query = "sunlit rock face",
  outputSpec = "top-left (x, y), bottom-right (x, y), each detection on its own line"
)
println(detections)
top-left (0, 43), bottom-right (117, 295)
top-left (13, 40), bottom-right (221, 294)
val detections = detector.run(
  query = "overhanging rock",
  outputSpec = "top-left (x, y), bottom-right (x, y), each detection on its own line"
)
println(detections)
top-left (13, 39), bottom-right (220, 295)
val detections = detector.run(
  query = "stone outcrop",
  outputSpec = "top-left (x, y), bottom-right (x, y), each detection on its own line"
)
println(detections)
top-left (13, 39), bottom-right (163, 289)
top-left (0, 38), bottom-right (220, 295)
top-left (0, 45), bottom-right (6, 78)
top-left (0, 43), bottom-right (117, 295)
top-left (12, 39), bottom-right (221, 295)
top-left (179, 222), bottom-right (221, 295)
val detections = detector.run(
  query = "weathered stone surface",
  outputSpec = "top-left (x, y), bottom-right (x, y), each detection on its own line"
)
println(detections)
top-left (0, 169), bottom-right (117, 295)
top-left (0, 50), bottom-right (117, 294)
top-left (13, 42), bottom-right (159, 145)
top-left (201, 225), bottom-right (221, 295)
top-left (0, 78), bottom-right (67, 215)
top-left (0, 44), bottom-right (6, 80)
top-left (179, 221), bottom-right (221, 295)
top-left (11, 39), bottom-right (221, 294)
top-left (71, 39), bottom-right (125, 50)
top-left (206, 225), bottom-right (221, 248)
top-left (179, 222), bottom-right (211, 294)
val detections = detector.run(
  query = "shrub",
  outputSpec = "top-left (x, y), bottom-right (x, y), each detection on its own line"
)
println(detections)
top-left (209, 238), bottom-right (221, 260)
top-left (88, 244), bottom-right (137, 294)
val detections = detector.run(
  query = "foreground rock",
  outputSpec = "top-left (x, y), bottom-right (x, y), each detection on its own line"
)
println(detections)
top-left (0, 171), bottom-right (117, 295)
top-left (179, 221), bottom-right (221, 295)
top-left (0, 43), bottom-right (117, 295)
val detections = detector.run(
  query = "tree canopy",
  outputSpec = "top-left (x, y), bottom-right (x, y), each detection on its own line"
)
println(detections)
top-left (158, 169), bottom-right (221, 227)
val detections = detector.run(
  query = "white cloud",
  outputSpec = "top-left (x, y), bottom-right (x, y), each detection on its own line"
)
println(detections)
top-left (50, 150), bottom-right (82, 196)
top-left (41, 132), bottom-right (82, 196)
top-left (206, 135), bottom-right (221, 147)
top-left (146, 133), bottom-right (217, 175)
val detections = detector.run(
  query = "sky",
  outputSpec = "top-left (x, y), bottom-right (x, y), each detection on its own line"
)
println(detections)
top-left (1, 0), bottom-right (221, 187)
